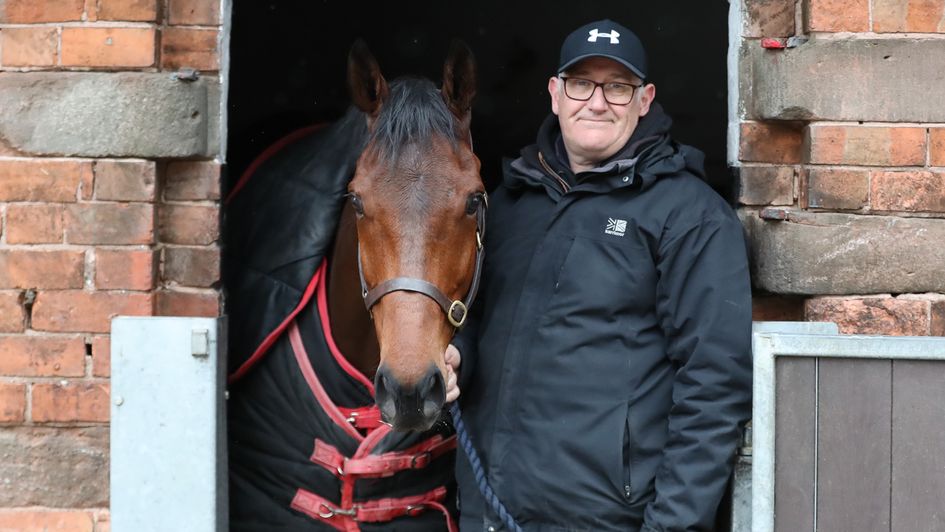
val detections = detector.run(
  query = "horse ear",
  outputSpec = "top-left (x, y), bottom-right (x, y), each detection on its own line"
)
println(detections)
top-left (442, 39), bottom-right (476, 127)
top-left (348, 39), bottom-right (389, 118)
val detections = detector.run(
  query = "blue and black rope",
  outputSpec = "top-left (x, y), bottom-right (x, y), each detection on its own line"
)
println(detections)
top-left (450, 402), bottom-right (524, 532)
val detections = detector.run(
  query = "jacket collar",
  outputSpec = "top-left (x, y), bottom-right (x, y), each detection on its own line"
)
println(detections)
top-left (506, 102), bottom-right (705, 197)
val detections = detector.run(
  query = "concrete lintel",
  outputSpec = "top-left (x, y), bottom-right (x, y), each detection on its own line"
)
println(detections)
top-left (746, 37), bottom-right (945, 122)
top-left (0, 72), bottom-right (219, 158)
top-left (742, 210), bottom-right (945, 295)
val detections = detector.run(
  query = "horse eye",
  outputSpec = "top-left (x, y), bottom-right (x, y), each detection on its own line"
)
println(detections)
top-left (349, 194), bottom-right (365, 216)
top-left (465, 193), bottom-right (481, 215)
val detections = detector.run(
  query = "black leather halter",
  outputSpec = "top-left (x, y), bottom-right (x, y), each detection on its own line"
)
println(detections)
top-left (357, 193), bottom-right (487, 328)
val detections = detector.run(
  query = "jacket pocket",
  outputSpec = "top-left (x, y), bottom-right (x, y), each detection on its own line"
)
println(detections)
top-left (622, 405), bottom-right (633, 501)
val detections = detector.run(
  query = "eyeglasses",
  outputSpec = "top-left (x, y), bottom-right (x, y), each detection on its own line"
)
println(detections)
top-left (559, 76), bottom-right (643, 106)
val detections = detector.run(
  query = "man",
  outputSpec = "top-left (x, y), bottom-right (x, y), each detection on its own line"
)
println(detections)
top-left (444, 18), bottom-right (752, 532)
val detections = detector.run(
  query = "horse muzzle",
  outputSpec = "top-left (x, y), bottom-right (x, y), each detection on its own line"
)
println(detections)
top-left (374, 363), bottom-right (446, 432)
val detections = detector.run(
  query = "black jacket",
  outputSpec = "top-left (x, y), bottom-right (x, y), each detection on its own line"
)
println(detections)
top-left (452, 104), bottom-right (752, 531)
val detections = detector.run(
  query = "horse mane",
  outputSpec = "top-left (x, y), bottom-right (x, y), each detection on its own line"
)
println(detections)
top-left (367, 77), bottom-right (460, 164)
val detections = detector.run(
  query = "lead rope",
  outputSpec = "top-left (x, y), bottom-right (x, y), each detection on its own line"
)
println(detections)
top-left (449, 403), bottom-right (524, 532)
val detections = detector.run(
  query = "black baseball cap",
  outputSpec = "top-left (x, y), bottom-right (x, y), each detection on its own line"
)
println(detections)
top-left (557, 19), bottom-right (647, 80)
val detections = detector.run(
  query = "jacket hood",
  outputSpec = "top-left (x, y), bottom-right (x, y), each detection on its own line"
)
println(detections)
top-left (507, 102), bottom-right (707, 193)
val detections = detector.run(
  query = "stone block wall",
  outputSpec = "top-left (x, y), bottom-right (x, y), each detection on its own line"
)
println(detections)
top-left (0, 0), bottom-right (224, 529)
top-left (739, 0), bottom-right (945, 336)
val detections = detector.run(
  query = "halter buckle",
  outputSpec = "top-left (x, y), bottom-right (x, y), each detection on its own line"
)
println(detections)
top-left (448, 300), bottom-right (468, 328)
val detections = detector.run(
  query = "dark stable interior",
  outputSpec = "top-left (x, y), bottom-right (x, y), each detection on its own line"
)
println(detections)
top-left (225, 1), bottom-right (731, 200)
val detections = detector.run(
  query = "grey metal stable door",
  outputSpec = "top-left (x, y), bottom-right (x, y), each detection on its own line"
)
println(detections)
top-left (110, 317), bottom-right (227, 532)
top-left (751, 329), bottom-right (945, 532)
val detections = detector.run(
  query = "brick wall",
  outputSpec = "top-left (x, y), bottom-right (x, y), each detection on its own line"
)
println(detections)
top-left (0, 0), bottom-right (223, 529)
top-left (739, 0), bottom-right (945, 336)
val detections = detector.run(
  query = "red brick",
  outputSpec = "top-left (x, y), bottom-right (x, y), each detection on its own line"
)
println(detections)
top-left (871, 171), bottom-right (945, 212)
top-left (932, 299), bottom-right (945, 336)
top-left (65, 203), bottom-right (154, 245)
top-left (807, 0), bottom-right (870, 32)
top-left (0, 336), bottom-right (86, 377)
top-left (84, 0), bottom-right (98, 20)
top-left (91, 335), bottom-right (110, 377)
top-left (0, 383), bottom-right (27, 423)
top-left (5, 204), bottom-right (64, 244)
top-left (0, 291), bottom-right (25, 332)
top-left (0, 0), bottom-right (85, 23)
top-left (0, 27), bottom-right (59, 67)
top-left (95, 248), bottom-right (155, 290)
top-left (808, 125), bottom-right (927, 166)
top-left (94, 511), bottom-right (110, 532)
top-left (168, 0), bottom-right (220, 25)
top-left (93, 160), bottom-right (156, 202)
top-left (806, 296), bottom-right (930, 336)
top-left (806, 168), bottom-right (869, 210)
top-left (165, 161), bottom-right (221, 201)
top-left (931, 128), bottom-right (945, 167)
top-left (32, 382), bottom-right (110, 423)
top-left (873, 0), bottom-right (945, 32)
top-left (745, 0), bottom-right (796, 37)
top-left (97, 0), bottom-right (158, 21)
top-left (31, 291), bottom-right (153, 333)
top-left (752, 294), bottom-right (806, 321)
top-left (738, 165), bottom-right (794, 205)
top-left (740, 121), bottom-right (804, 164)
top-left (0, 160), bottom-right (92, 202)
top-left (0, 510), bottom-right (94, 532)
top-left (61, 27), bottom-right (156, 68)
top-left (163, 246), bottom-right (219, 287)
top-left (161, 27), bottom-right (219, 71)
top-left (0, 250), bottom-right (85, 289)
top-left (158, 204), bottom-right (219, 245)
top-left (155, 290), bottom-right (219, 317)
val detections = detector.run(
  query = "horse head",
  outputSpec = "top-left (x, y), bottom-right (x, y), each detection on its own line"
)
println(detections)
top-left (346, 39), bottom-right (484, 431)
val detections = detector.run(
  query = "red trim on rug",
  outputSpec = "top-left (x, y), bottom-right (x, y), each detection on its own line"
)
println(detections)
top-left (289, 321), bottom-right (364, 442)
top-left (225, 123), bottom-right (328, 205)
top-left (228, 261), bottom-right (325, 384)
top-left (316, 265), bottom-right (376, 394)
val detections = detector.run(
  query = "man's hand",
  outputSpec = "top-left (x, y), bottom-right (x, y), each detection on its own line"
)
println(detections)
top-left (444, 344), bottom-right (461, 403)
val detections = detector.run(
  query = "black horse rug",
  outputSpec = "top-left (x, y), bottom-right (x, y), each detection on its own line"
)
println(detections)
top-left (224, 108), bottom-right (457, 531)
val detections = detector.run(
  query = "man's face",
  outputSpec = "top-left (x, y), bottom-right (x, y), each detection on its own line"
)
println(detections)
top-left (548, 57), bottom-right (655, 168)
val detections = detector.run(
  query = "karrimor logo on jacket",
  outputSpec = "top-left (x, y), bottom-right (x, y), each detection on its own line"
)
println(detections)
top-left (605, 218), bottom-right (627, 237)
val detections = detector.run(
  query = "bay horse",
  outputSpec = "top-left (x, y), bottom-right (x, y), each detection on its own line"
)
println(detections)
top-left (225, 40), bottom-right (483, 530)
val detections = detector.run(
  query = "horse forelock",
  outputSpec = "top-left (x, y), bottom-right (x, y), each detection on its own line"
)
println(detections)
top-left (366, 77), bottom-right (462, 164)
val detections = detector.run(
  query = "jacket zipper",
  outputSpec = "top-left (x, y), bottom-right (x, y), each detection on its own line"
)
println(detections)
top-left (623, 411), bottom-right (632, 500)
top-left (538, 152), bottom-right (571, 194)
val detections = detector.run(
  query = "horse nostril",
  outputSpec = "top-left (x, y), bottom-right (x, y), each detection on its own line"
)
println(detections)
top-left (374, 369), bottom-right (397, 423)
top-left (421, 369), bottom-right (445, 419)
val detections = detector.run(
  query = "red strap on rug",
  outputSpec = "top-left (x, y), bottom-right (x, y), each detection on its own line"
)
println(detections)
top-left (289, 320), bottom-right (364, 441)
top-left (291, 486), bottom-right (456, 532)
top-left (345, 435), bottom-right (457, 477)
top-left (337, 405), bottom-right (382, 431)
top-left (310, 434), bottom-right (457, 478)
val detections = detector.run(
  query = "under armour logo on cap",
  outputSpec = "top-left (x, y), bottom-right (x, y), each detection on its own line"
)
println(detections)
top-left (588, 28), bottom-right (620, 44)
